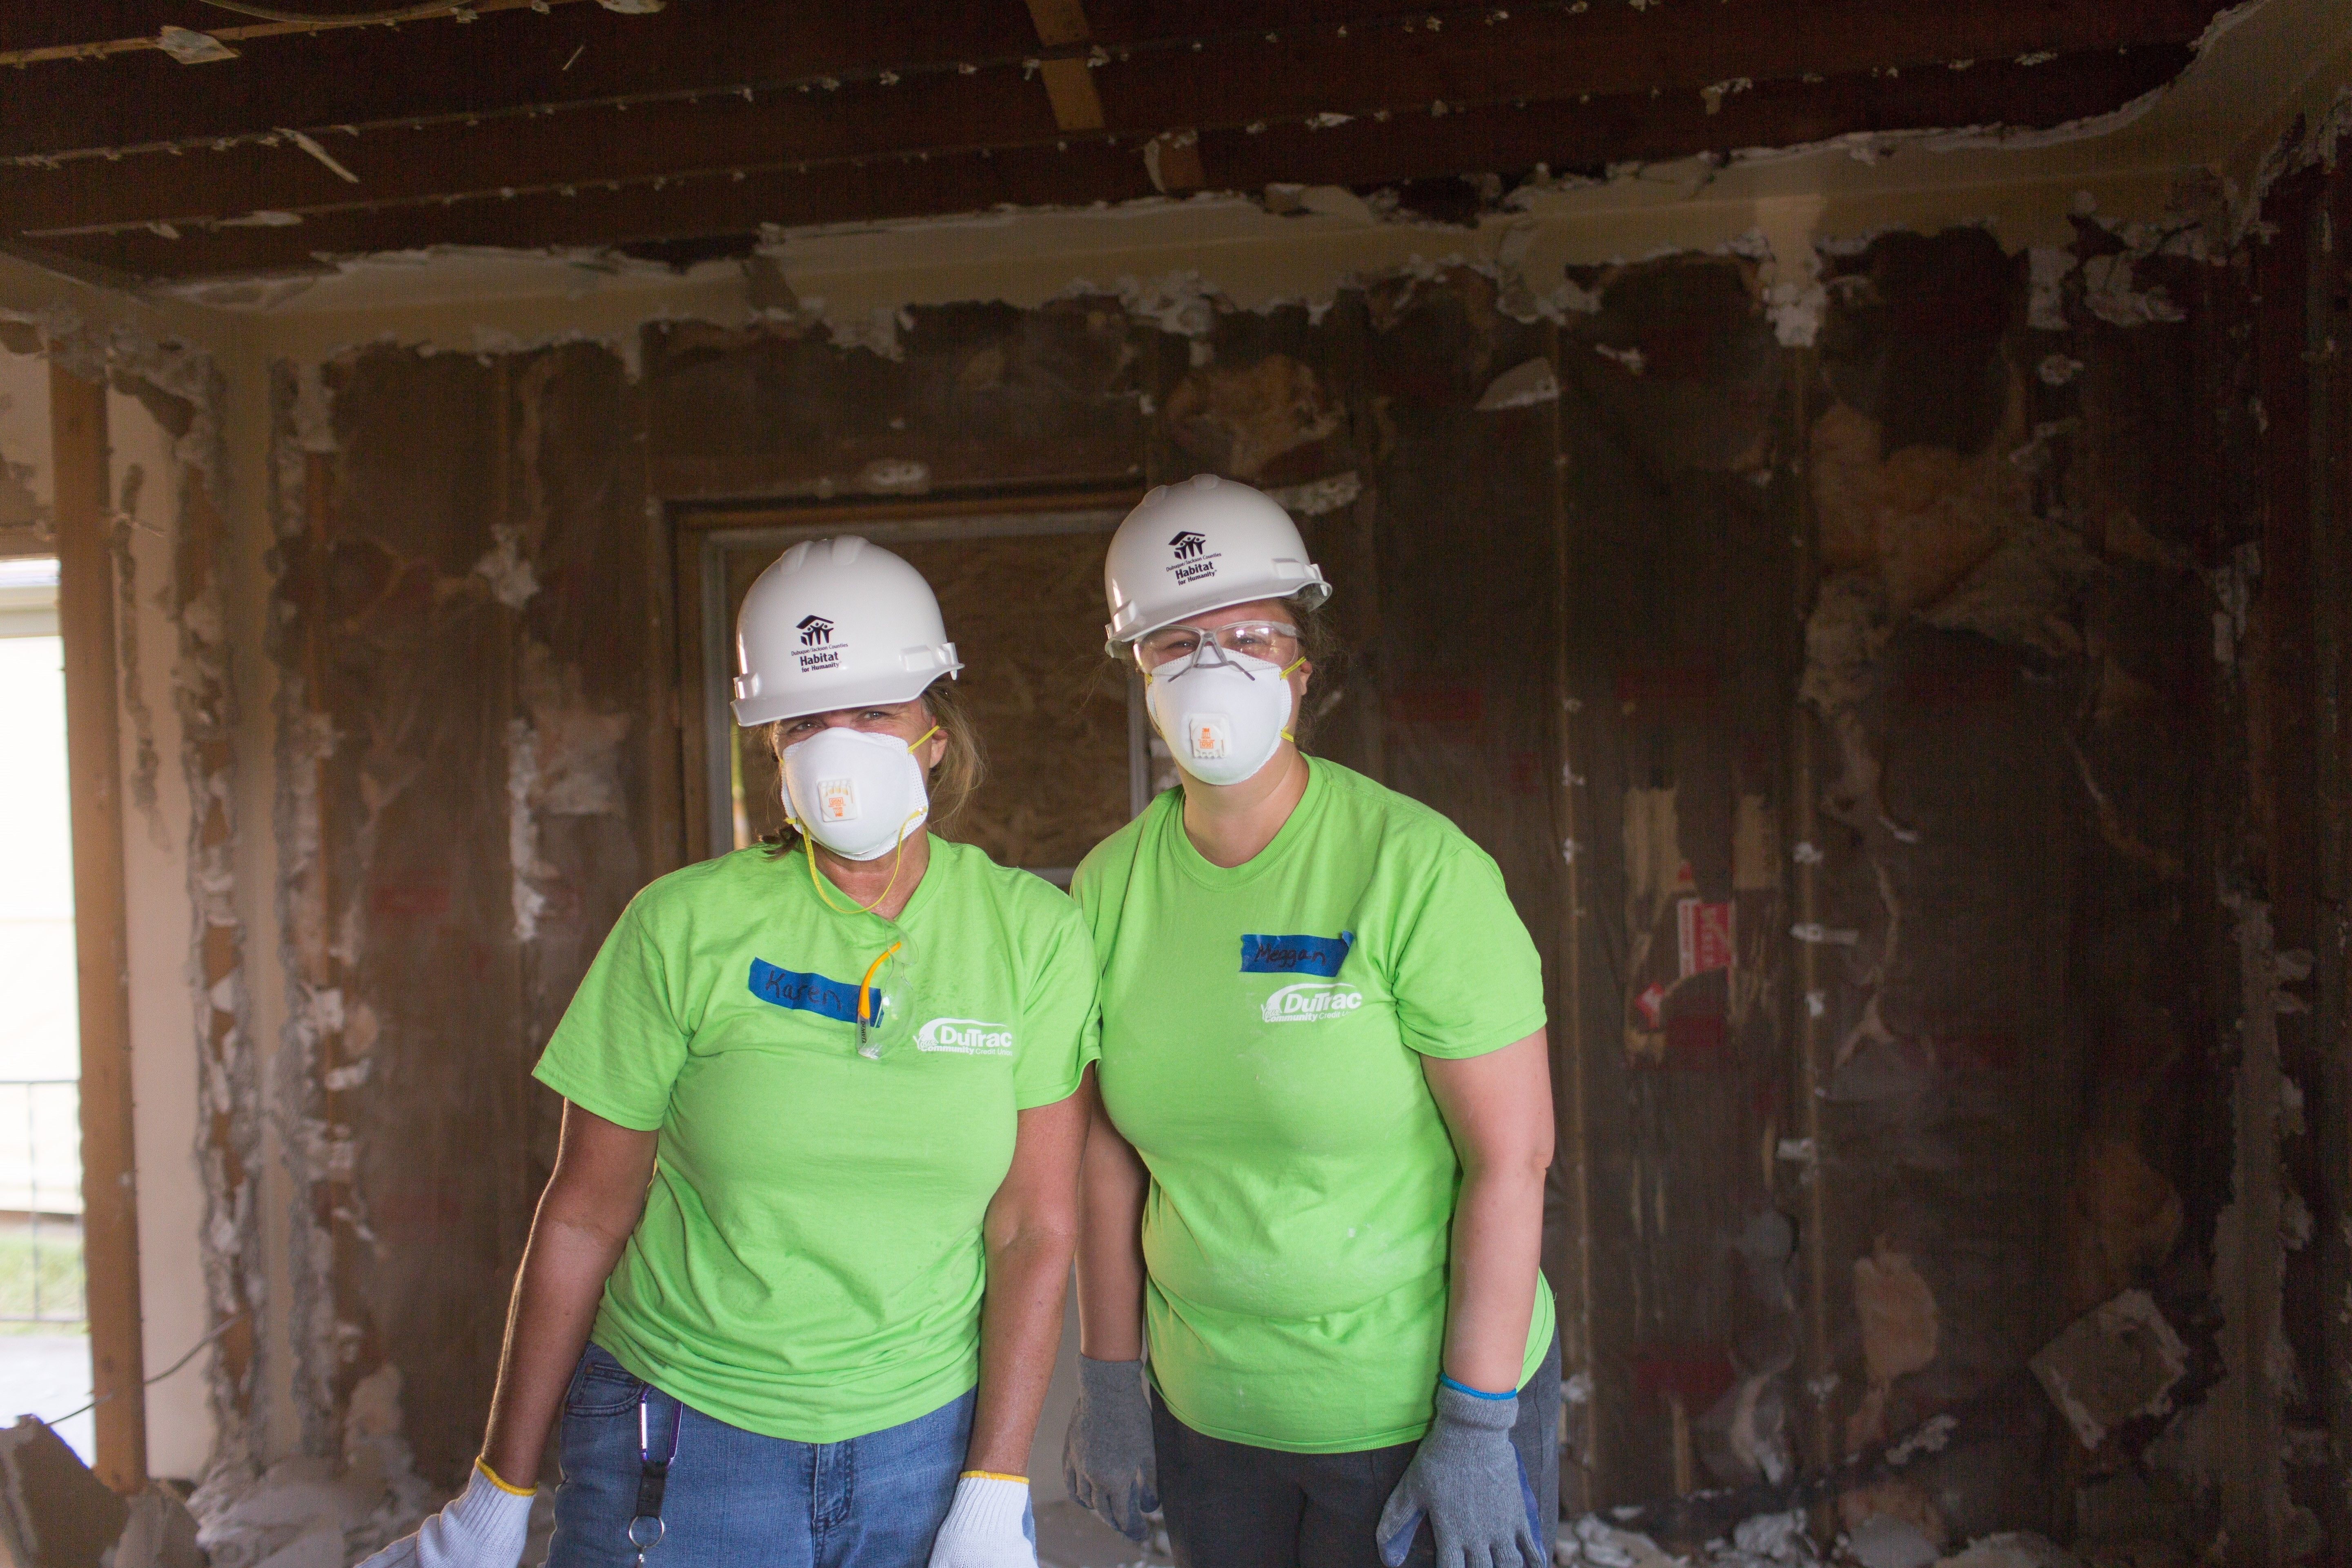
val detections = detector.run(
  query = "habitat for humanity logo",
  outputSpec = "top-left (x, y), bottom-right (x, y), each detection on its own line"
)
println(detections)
top-left (1165, 530), bottom-right (1220, 586)
top-left (1261, 982), bottom-right (1364, 1024)
top-left (916, 1017), bottom-right (1015, 1055)
top-left (795, 614), bottom-right (842, 672)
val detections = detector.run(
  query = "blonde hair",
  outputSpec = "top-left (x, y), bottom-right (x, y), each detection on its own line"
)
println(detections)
top-left (761, 677), bottom-right (985, 857)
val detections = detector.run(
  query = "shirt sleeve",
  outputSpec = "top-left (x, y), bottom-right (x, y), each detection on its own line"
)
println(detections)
top-left (1387, 834), bottom-right (1550, 1060)
top-left (532, 895), bottom-right (690, 1130)
top-left (1013, 897), bottom-right (1100, 1110)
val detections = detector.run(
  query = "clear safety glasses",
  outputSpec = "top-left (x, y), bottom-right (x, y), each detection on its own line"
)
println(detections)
top-left (1133, 621), bottom-right (1301, 672)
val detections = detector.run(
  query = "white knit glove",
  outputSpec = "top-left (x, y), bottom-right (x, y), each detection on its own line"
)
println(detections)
top-left (358, 1460), bottom-right (535, 1568)
top-left (927, 1473), bottom-right (1037, 1568)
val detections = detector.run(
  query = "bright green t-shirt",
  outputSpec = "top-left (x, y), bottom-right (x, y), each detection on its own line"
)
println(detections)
top-left (1072, 759), bottom-right (1554, 1454)
top-left (533, 837), bottom-right (1096, 1443)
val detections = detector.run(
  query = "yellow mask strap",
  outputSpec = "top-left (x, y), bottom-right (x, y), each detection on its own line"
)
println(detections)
top-left (1279, 655), bottom-right (1306, 742)
top-left (798, 810), bottom-right (924, 917)
top-left (787, 722), bottom-right (939, 917)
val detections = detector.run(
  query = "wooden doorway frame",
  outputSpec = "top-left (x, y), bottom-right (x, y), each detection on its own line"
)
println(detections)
top-left (46, 361), bottom-right (148, 1489)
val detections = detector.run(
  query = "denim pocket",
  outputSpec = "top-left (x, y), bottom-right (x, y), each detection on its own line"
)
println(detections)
top-left (564, 1343), bottom-right (645, 1418)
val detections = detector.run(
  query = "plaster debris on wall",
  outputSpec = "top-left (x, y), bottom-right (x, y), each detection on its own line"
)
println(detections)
top-left (1476, 357), bottom-right (1563, 411)
top-left (1162, 352), bottom-right (1343, 478)
top-left (1264, 470), bottom-right (1362, 516)
top-left (2029, 1287), bottom-right (2191, 1448)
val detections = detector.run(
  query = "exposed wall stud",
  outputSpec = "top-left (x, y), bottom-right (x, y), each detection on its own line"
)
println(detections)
top-left (51, 360), bottom-right (149, 1491)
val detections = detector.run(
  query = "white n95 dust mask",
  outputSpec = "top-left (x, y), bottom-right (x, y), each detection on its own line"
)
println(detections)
top-left (1145, 642), bottom-right (1300, 787)
top-left (780, 726), bottom-right (935, 862)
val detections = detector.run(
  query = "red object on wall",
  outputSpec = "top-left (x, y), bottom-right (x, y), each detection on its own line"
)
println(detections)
top-left (1628, 1344), bottom-right (1738, 1413)
top-left (1677, 898), bottom-right (1735, 976)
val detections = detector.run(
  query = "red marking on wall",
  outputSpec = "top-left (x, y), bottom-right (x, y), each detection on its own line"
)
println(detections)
top-left (1628, 1344), bottom-right (1737, 1412)
top-left (1508, 750), bottom-right (1544, 796)
top-left (371, 883), bottom-right (451, 919)
top-left (1664, 1010), bottom-right (1728, 1063)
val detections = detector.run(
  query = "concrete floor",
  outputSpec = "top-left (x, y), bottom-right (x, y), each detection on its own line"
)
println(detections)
top-left (1034, 1499), bottom-right (1174, 1568)
top-left (0, 1332), bottom-right (95, 1462)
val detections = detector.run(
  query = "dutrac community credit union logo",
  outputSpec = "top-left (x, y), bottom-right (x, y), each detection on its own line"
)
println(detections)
top-left (1260, 982), bottom-right (1365, 1024)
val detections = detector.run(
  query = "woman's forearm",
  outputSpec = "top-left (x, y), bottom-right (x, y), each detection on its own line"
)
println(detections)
top-left (964, 1094), bottom-right (1087, 1476)
top-left (1073, 1077), bottom-right (1149, 1361)
top-left (480, 1213), bottom-right (637, 1486)
top-left (1440, 1160), bottom-right (1547, 1394)
top-left (1425, 1031), bottom-right (1555, 1395)
top-left (964, 1219), bottom-right (1078, 1475)
top-left (479, 1105), bottom-right (656, 1489)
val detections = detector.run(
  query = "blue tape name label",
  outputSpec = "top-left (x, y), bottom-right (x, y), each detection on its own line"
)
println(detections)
top-left (1239, 931), bottom-right (1355, 978)
top-left (747, 958), bottom-right (873, 1025)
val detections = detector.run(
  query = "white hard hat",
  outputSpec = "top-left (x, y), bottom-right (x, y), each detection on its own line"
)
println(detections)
top-left (1102, 473), bottom-right (1331, 652)
top-left (731, 536), bottom-right (962, 727)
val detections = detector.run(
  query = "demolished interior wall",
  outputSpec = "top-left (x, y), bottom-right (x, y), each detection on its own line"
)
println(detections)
top-left (0, 16), bottom-right (2345, 1560)
top-left (0, 315), bottom-right (251, 1483)
top-left (219, 162), bottom-right (2341, 1565)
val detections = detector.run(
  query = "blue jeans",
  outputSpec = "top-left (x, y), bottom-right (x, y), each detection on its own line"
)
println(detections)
top-left (547, 1343), bottom-right (977, 1568)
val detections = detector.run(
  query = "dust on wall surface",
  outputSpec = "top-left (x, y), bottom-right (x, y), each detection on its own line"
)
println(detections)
top-left (0, 329), bottom-right (51, 541)
top-left (259, 190), bottom-right (2345, 1562)
top-left (0, 318), bottom-right (259, 1488)
top-left (266, 343), bottom-right (651, 1486)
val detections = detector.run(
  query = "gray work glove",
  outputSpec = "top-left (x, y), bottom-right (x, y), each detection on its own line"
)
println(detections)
top-left (1062, 1355), bottom-right (1158, 1544)
top-left (1376, 1382), bottom-right (1544, 1568)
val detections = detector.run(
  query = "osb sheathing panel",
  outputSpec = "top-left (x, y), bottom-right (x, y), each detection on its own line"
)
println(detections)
top-left (1555, 255), bottom-right (1799, 1502)
top-left (273, 344), bottom-right (648, 1485)
top-left (1788, 229), bottom-right (2216, 1541)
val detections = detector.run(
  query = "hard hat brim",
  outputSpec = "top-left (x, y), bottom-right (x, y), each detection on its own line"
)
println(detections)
top-left (731, 662), bottom-right (960, 728)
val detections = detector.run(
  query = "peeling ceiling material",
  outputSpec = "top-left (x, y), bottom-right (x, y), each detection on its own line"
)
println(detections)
top-left (0, 0), bottom-right (2236, 281)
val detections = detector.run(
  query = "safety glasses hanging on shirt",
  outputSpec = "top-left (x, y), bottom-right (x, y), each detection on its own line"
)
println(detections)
top-left (779, 724), bottom-right (937, 1059)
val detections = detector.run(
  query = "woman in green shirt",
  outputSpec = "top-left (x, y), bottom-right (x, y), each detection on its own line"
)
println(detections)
top-left (1063, 477), bottom-right (1559, 1568)
top-left (364, 538), bottom-right (1093, 1568)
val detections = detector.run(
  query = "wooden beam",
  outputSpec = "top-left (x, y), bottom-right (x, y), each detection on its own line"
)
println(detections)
top-left (1, 73), bottom-right (1063, 236)
top-left (52, 360), bottom-right (149, 1491)
top-left (0, 0), bottom-right (1038, 163)
top-left (18, 47), bottom-right (2184, 280)
top-left (0, 0), bottom-right (2222, 165)
top-left (1082, 0), bottom-right (2218, 140)
top-left (6, 42), bottom-right (2186, 242)
top-left (1027, 0), bottom-right (1107, 136)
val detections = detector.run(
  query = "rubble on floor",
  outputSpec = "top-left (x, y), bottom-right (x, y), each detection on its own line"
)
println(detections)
top-left (1554, 1512), bottom-right (2091, 1568)
top-left (0, 1417), bottom-right (203, 1568)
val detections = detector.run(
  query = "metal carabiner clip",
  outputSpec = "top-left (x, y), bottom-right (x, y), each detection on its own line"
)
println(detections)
top-left (626, 1386), bottom-right (682, 1568)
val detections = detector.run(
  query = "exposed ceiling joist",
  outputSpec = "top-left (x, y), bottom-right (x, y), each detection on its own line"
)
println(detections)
top-left (1026, 0), bottom-right (1106, 133)
top-left (0, 0), bottom-right (2217, 165)
top-left (12, 46), bottom-right (2191, 282)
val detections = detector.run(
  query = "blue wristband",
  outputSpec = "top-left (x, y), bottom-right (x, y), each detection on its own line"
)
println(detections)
top-left (1438, 1375), bottom-right (1515, 1400)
